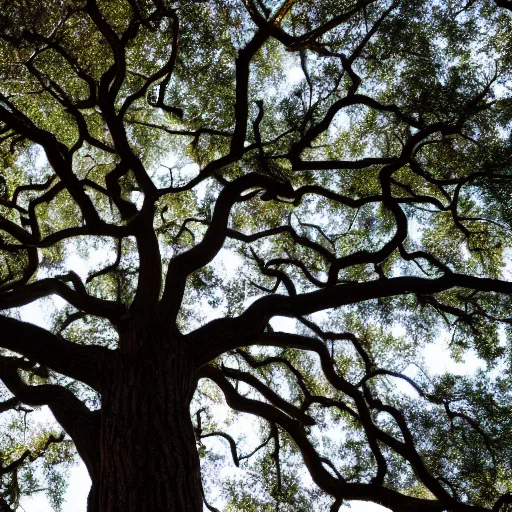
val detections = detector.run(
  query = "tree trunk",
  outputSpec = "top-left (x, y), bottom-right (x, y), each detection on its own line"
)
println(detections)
top-left (95, 333), bottom-right (202, 512)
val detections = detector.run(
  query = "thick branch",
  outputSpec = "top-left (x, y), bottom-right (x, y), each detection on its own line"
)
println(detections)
top-left (0, 315), bottom-right (110, 391)
top-left (0, 277), bottom-right (126, 325)
top-left (0, 361), bottom-right (100, 485)
top-left (160, 173), bottom-right (295, 324)
top-left (191, 273), bottom-right (512, 364)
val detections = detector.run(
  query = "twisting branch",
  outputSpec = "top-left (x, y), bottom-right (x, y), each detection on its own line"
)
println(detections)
top-left (0, 315), bottom-right (110, 391)
top-left (0, 1), bottom-right (509, 510)
top-left (120, 8), bottom-right (181, 118)
top-left (161, 172), bottom-right (295, 323)
top-left (200, 363), bottom-right (486, 511)
top-left (220, 363), bottom-right (316, 426)
top-left (0, 359), bottom-right (100, 486)
top-left (191, 273), bottom-right (512, 365)
top-left (199, 364), bottom-right (345, 497)
top-left (198, 431), bottom-right (240, 467)
top-left (0, 432), bottom-right (66, 476)
top-left (0, 277), bottom-right (126, 324)
top-left (0, 397), bottom-right (20, 414)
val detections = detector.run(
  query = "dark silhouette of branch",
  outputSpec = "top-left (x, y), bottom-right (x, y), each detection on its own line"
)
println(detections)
top-left (0, 316), bottom-right (110, 391)
top-left (0, 432), bottom-right (66, 475)
top-left (0, 359), bottom-right (100, 486)
top-left (0, 1), bottom-right (509, 509)
top-left (191, 273), bottom-right (512, 364)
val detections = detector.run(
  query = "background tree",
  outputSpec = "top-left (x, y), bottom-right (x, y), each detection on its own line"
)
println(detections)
top-left (1, 0), bottom-right (512, 510)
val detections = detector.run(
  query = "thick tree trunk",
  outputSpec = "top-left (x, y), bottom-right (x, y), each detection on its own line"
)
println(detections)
top-left (95, 332), bottom-right (202, 512)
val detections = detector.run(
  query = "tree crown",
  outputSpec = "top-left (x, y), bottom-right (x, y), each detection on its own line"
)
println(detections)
top-left (1, 0), bottom-right (512, 510)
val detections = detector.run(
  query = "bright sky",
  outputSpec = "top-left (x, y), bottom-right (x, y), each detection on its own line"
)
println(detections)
top-left (12, 61), bottom-right (491, 512)
top-left (13, 234), bottom-right (487, 511)
top-left (21, 461), bottom-right (389, 512)
top-left (16, 304), bottom-right (480, 512)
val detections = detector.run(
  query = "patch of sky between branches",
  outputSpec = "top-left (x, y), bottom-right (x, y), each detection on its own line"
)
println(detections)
top-left (16, 75), bottom-right (491, 512)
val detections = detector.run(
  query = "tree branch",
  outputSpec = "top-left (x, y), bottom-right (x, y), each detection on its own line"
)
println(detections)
top-left (191, 273), bottom-right (512, 364)
top-left (0, 315), bottom-right (110, 391)
top-left (0, 360), bottom-right (100, 485)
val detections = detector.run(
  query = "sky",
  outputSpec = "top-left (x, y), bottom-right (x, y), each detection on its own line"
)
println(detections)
top-left (11, 224), bottom-right (489, 512)
top-left (21, 464), bottom-right (389, 512)
top-left (15, 304), bottom-right (481, 512)
top-left (9, 58), bottom-right (496, 512)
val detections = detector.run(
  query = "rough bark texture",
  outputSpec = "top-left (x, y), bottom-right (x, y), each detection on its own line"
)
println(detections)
top-left (97, 326), bottom-right (202, 512)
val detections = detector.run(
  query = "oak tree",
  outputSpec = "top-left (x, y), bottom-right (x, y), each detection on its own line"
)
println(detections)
top-left (1, 0), bottom-right (512, 511)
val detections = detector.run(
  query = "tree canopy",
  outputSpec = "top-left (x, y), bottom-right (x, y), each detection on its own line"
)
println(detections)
top-left (1, 0), bottom-right (512, 510)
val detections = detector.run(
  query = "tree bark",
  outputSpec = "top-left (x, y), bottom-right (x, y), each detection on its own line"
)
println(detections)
top-left (95, 330), bottom-right (202, 512)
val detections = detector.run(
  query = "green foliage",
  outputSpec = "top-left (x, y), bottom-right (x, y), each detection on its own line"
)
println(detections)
top-left (0, 405), bottom-right (75, 511)
top-left (1, 0), bottom-right (512, 510)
